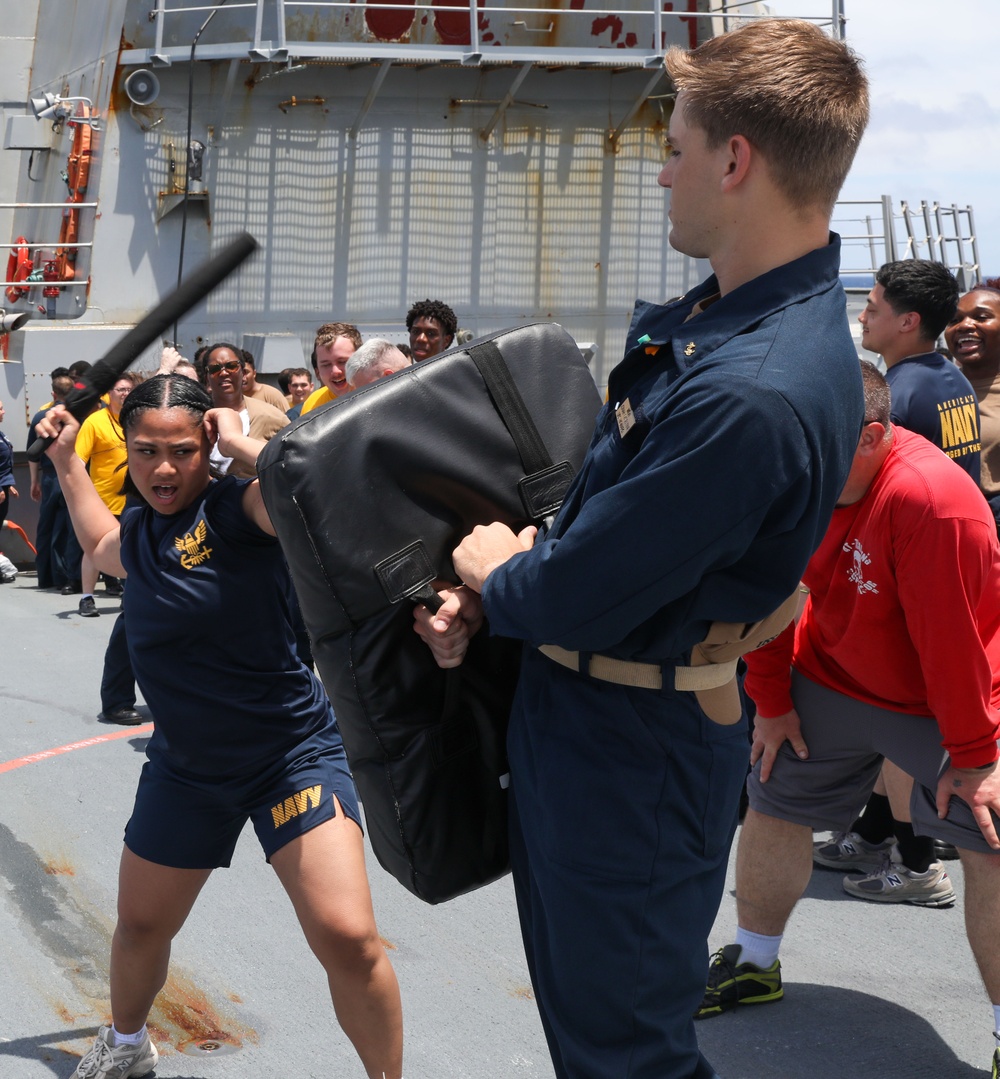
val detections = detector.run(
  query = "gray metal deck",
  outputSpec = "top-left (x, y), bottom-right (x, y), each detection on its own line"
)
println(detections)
top-left (0, 572), bottom-right (990, 1078)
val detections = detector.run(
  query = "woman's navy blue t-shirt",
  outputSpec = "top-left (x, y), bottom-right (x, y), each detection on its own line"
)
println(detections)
top-left (120, 476), bottom-right (337, 777)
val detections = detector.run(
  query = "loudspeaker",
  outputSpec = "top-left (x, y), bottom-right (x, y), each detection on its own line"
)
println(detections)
top-left (0, 312), bottom-right (30, 333)
top-left (124, 70), bottom-right (160, 106)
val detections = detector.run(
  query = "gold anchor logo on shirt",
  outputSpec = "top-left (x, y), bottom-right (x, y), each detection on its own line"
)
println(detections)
top-left (684, 341), bottom-right (696, 357)
top-left (174, 518), bottom-right (213, 570)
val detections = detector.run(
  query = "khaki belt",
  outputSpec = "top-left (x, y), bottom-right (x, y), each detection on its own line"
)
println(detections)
top-left (537, 589), bottom-right (800, 725)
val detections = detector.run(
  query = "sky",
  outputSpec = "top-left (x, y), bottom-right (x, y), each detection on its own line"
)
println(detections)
top-left (772, 0), bottom-right (1000, 278)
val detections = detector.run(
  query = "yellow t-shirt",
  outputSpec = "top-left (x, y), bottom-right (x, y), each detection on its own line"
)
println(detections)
top-left (299, 386), bottom-right (337, 416)
top-left (75, 407), bottom-right (127, 515)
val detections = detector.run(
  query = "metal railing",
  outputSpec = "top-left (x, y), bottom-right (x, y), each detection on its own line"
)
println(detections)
top-left (124, 0), bottom-right (844, 68)
top-left (834, 196), bottom-right (981, 291)
top-left (0, 203), bottom-right (98, 290)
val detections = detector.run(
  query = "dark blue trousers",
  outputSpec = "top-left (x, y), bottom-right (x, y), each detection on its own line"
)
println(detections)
top-left (508, 648), bottom-right (746, 1079)
top-left (100, 610), bottom-right (136, 712)
top-left (34, 471), bottom-right (82, 588)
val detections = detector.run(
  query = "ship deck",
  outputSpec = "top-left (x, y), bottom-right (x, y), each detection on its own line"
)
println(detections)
top-left (0, 572), bottom-right (989, 1078)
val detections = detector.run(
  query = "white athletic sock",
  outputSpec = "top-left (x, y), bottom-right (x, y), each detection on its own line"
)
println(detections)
top-left (111, 1024), bottom-right (147, 1046)
top-left (734, 927), bottom-right (782, 970)
top-left (992, 1003), bottom-right (1000, 1037)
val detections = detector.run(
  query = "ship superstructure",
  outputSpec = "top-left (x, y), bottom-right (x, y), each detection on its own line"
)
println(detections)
top-left (0, 1), bottom-right (980, 480)
top-left (1, 1), bottom-right (848, 422)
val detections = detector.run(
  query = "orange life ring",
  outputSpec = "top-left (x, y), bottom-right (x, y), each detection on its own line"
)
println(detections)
top-left (5, 237), bottom-right (33, 304)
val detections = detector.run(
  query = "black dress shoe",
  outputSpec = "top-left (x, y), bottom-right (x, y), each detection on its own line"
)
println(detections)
top-left (60, 580), bottom-right (82, 595)
top-left (933, 838), bottom-right (960, 861)
top-left (98, 707), bottom-right (144, 725)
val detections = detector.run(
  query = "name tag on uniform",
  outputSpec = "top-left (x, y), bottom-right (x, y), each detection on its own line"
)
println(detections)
top-left (616, 397), bottom-right (636, 439)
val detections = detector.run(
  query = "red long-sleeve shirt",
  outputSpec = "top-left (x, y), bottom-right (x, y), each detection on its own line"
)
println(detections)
top-left (745, 427), bottom-right (1000, 769)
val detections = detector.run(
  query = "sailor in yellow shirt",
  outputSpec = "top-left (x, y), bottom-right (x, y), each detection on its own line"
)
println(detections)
top-left (74, 373), bottom-right (137, 615)
top-left (299, 322), bottom-right (361, 415)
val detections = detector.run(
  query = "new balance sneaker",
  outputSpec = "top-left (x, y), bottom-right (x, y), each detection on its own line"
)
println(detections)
top-left (991, 1033), bottom-right (999, 1079)
top-left (812, 830), bottom-right (895, 870)
top-left (696, 943), bottom-right (783, 1019)
top-left (842, 851), bottom-right (956, 907)
top-left (71, 1026), bottom-right (158, 1078)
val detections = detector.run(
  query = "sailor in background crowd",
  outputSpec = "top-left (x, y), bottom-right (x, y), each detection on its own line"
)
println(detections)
top-left (700, 362), bottom-right (1000, 1079)
top-left (240, 347), bottom-right (290, 412)
top-left (0, 396), bottom-right (18, 581)
top-left (819, 258), bottom-right (979, 891)
top-left (75, 372), bottom-right (139, 618)
top-left (300, 322), bottom-right (362, 415)
top-left (860, 259), bottom-right (979, 478)
top-left (947, 285), bottom-right (1000, 533)
top-left (283, 366), bottom-right (315, 419)
top-left (406, 298), bottom-right (456, 361)
top-left (198, 343), bottom-right (288, 478)
top-left (26, 369), bottom-right (84, 591)
top-left (345, 338), bottom-right (411, 389)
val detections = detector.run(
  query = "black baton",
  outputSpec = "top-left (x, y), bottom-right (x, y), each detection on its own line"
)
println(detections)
top-left (27, 231), bottom-right (259, 461)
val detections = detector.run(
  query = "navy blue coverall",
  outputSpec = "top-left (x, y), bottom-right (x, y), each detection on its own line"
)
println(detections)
top-left (482, 236), bottom-right (864, 1079)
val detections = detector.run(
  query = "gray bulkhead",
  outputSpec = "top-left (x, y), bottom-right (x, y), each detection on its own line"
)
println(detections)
top-left (2, 0), bottom-right (741, 434)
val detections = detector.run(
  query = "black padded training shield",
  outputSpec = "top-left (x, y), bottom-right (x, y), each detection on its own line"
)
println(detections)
top-left (257, 322), bottom-right (602, 903)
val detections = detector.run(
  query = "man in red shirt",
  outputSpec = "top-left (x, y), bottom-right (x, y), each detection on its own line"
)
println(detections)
top-left (699, 362), bottom-right (1000, 1076)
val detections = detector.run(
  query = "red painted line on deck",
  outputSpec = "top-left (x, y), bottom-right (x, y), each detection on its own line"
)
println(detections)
top-left (0, 723), bottom-right (154, 774)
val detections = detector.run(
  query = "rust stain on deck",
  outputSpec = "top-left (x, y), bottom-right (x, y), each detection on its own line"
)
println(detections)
top-left (146, 969), bottom-right (259, 1055)
top-left (43, 857), bottom-right (76, 876)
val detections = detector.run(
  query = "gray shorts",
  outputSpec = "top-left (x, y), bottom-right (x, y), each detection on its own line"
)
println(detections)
top-left (747, 670), bottom-right (1000, 854)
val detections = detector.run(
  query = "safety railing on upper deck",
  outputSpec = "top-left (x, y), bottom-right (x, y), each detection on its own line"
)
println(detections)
top-left (120, 0), bottom-right (845, 70)
top-left (834, 196), bottom-right (981, 292)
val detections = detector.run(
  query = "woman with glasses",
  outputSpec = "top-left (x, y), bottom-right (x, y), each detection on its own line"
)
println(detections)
top-left (37, 374), bottom-right (404, 1079)
top-left (198, 342), bottom-right (288, 478)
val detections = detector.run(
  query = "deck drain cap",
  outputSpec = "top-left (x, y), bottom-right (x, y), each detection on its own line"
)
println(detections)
top-left (179, 1039), bottom-right (239, 1056)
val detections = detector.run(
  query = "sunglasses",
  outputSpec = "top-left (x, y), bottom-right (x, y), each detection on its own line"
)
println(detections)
top-left (206, 360), bottom-right (243, 376)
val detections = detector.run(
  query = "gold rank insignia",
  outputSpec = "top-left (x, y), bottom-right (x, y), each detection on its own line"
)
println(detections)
top-left (174, 519), bottom-right (213, 570)
top-left (684, 341), bottom-right (696, 357)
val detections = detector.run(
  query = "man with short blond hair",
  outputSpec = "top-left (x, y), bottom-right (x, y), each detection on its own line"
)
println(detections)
top-left (416, 18), bottom-right (870, 1079)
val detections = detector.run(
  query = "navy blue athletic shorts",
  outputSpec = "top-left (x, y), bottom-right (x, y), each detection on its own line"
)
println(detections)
top-left (123, 737), bottom-right (362, 869)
